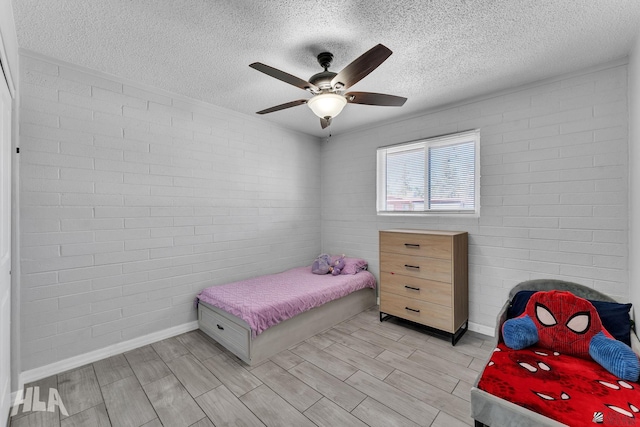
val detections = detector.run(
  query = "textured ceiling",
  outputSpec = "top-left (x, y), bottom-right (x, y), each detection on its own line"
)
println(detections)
top-left (11, 0), bottom-right (640, 137)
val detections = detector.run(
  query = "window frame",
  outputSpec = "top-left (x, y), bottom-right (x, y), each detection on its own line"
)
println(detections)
top-left (376, 129), bottom-right (480, 216)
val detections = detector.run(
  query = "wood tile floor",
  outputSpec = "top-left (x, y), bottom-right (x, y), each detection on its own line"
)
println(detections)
top-left (9, 308), bottom-right (494, 427)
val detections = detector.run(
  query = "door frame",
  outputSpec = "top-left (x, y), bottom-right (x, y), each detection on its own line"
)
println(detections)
top-left (0, 26), bottom-right (17, 424)
top-left (0, 54), bottom-right (12, 425)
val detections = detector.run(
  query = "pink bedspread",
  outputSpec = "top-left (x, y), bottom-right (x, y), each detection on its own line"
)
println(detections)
top-left (196, 267), bottom-right (376, 337)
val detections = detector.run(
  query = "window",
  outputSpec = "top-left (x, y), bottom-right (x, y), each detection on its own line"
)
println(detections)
top-left (376, 130), bottom-right (479, 215)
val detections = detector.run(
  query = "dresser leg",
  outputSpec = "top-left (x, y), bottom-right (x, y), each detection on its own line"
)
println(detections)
top-left (452, 321), bottom-right (469, 345)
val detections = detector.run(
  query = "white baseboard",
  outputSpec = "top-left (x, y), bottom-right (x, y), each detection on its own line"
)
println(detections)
top-left (468, 321), bottom-right (495, 338)
top-left (13, 321), bottom-right (199, 400)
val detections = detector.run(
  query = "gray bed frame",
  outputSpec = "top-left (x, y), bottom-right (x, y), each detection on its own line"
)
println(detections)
top-left (470, 279), bottom-right (640, 427)
top-left (198, 287), bottom-right (376, 366)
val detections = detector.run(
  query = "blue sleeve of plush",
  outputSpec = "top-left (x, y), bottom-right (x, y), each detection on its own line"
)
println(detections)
top-left (502, 315), bottom-right (539, 350)
top-left (590, 332), bottom-right (640, 382)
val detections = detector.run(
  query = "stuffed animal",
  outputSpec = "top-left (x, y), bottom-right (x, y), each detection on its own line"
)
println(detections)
top-left (331, 255), bottom-right (346, 276)
top-left (502, 290), bottom-right (640, 381)
top-left (311, 253), bottom-right (332, 275)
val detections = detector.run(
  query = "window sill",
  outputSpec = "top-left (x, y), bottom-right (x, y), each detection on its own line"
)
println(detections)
top-left (377, 211), bottom-right (480, 218)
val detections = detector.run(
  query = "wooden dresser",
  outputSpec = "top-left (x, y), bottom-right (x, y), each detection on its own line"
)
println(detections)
top-left (379, 229), bottom-right (468, 344)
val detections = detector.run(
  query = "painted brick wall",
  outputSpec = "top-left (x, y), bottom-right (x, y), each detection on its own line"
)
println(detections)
top-left (18, 53), bottom-right (321, 370)
top-left (629, 39), bottom-right (640, 323)
top-left (321, 61), bottom-right (629, 332)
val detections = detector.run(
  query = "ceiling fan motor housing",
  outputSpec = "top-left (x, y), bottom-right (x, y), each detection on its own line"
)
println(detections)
top-left (309, 70), bottom-right (338, 91)
top-left (309, 52), bottom-right (340, 92)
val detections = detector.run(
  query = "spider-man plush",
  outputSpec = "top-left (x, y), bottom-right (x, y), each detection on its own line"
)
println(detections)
top-left (502, 290), bottom-right (640, 381)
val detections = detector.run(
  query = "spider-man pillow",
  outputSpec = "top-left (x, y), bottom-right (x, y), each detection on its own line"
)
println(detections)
top-left (507, 290), bottom-right (633, 345)
top-left (502, 290), bottom-right (640, 381)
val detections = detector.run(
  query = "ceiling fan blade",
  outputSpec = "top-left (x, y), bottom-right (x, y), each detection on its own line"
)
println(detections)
top-left (250, 62), bottom-right (319, 92)
top-left (345, 92), bottom-right (407, 107)
top-left (256, 99), bottom-right (307, 115)
top-left (320, 117), bottom-right (331, 129)
top-left (330, 44), bottom-right (392, 90)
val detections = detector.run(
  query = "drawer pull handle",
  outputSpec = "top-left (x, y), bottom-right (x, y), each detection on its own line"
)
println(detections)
top-left (404, 264), bottom-right (420, 270)
top-left (216, 324), bottom-right (224, 330)
top-left (404, 243), bottom-right (420, 248)
top-left (404, 285), bottom-right (421, 291)
top-left (405, 307), bottom-right (420, 313)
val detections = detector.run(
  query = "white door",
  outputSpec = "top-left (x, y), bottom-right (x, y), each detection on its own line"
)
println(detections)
top-left (0, 70), bottom-right (12, 423)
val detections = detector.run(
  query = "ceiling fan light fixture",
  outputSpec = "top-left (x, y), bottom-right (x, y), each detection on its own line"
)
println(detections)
top-left (307, 93), bottom-right (347, 119)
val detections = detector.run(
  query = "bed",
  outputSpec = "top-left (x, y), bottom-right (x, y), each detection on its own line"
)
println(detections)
top-left (470, 279), bottom-right (640, 427)
top-left (196, 263), bottom-right (377, 366)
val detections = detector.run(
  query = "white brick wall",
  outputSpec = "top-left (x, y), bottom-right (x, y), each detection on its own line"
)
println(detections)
top-left (18, 53), bottom-right (321, 370)
top-left (630, 37), bottom-right (640, 325)
top-left (321, 61), bottom-right (630, 331)
top-left (18, 52), bottom-right (632, 369)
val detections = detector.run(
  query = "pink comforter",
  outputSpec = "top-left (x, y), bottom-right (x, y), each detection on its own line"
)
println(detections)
top-left (196, 267), bottom-right (376, 337)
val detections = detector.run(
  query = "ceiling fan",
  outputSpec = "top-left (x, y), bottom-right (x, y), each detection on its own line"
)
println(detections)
top-left (250, 44), bottom-right (407, 129)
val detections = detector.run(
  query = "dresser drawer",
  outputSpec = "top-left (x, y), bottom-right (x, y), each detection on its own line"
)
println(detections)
top-left (380, 292), bottom-right (452, 332)
top-left (380, 231), bottom-right (452, 260)
top-left (380, 272), bottom-right (452, 307)
top-left (198, 303), bottom-right (250, 360)
top-left (380, 252), bottom-right (451, 283)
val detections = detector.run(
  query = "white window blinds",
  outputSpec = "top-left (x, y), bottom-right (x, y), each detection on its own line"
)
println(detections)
top-left (377, 130), bottom-right (479, 215)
